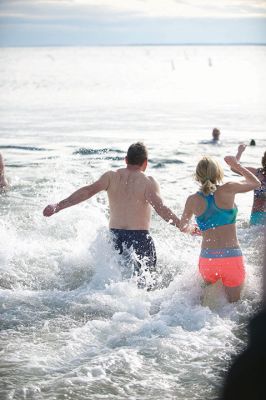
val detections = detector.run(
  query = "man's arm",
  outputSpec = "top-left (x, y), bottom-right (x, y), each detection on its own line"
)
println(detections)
top-left (43, 172), bottom-right (110, 217)
top-left (224, 156), bottom-right (260, 193)
top-left (145, 177), bottom-right (180, 228)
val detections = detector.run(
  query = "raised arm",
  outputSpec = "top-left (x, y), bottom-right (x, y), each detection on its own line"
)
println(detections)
top-left (145, 177), bottom-right (180, 228)
top-left (43, 172), bottom-right (110, 217)
top-left (231, 145), bottom-right (257, 175)
top-left (235, 144), bottom-right (246, 162)
top-left (224, 156), bottom-right (260, 193)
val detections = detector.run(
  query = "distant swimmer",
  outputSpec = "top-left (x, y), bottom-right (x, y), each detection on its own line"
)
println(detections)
top-left (0, 153), bottom-right (9, 189)
top-left (199, 128), bottom-right (221, 145)
top-left (43, 142), bottom-right (188, 288)
top-left (233, 144), bottom-right (266, 226)
top-left (212, 128), bottom-right (221, 143)
top-left (180, 155), bottom-right (260, 302)
top-left (250, 139), bottom-right (256, 146)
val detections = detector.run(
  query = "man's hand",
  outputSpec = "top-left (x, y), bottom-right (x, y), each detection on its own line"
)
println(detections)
top-left (43, 204), bottom-right (58, 217)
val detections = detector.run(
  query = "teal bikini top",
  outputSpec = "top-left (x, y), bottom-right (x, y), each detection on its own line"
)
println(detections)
top-left (195, 192), bottom-right (237, 231)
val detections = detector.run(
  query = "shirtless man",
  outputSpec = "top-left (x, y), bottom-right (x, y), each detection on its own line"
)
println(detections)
top-left (43, 142), bottom-right (181, 283)
top-left (0, 153), bottom-right (9, 189)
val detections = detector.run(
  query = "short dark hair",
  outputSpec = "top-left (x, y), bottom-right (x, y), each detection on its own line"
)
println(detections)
top-left (126, 142), bottom-right (148, 166)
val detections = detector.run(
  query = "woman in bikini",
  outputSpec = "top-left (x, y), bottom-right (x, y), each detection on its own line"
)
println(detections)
top-left (180, 155), bottom-right (260, 302)
top-left (235, 145), bottom-right (266, 226)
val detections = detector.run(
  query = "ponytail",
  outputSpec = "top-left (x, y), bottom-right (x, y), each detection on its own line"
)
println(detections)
top-left (201, 179), bottom-right (217, 195)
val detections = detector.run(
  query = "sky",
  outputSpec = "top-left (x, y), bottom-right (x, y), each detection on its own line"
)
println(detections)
top-left (0, 0), bottom-right (266, 46)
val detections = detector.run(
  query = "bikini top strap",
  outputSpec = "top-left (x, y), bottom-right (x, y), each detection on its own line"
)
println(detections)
top-left (197, 191), bottom-right (213, 205)
top-left (197, 191), bottom-right (205, 198)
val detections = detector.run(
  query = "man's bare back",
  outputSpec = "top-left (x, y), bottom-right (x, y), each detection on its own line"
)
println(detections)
top-left (107, 167), bottom-right (153, 230)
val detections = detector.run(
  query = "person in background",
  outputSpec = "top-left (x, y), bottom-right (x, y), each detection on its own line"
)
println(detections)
top-left (250, 139), bottom-right (256, 146)
top-left (234, 144), bottom-right (266, 226)
top-left (0, 153), bottom-right (9, 189)
top-left (212, 128), bottom-right (221, 143)
top-left (180, 155), bottom-right (260, 302)
top-left (43, 142), bottom-right (187, 288)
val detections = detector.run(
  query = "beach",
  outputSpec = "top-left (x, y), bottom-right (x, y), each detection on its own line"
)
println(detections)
top-left (0, 45), bottom-right (265, 399)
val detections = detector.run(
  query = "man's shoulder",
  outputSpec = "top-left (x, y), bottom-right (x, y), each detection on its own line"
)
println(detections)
top-left (105, 168), bottom-right (123, 176)
top-left (105, 168), bottom-right (126, 181)
top-left (145, 175), bottom-right (159, 189)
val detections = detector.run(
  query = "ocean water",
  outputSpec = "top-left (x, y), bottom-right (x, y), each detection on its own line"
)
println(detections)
top-left (0, 45), bottom-right (266, 400)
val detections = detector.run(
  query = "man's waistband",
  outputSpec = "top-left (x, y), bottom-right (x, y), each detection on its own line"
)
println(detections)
top-left (110, 228), bottom-right (150, 234)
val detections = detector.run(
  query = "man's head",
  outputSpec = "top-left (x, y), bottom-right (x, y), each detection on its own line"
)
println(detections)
top-left (212, 128), bottom-right (221, 141)
top-left (126, 142), bottom-right (148, 170)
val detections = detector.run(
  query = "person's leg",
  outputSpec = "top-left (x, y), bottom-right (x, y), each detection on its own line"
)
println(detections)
top-left (224, 285), bottom-right (243, 303)
top-left (132, 231), bottom-right (157, 289)
top-left (110, 229), bottom-right (123, 254)
top-left (222, 254), bottom-right (245, 302)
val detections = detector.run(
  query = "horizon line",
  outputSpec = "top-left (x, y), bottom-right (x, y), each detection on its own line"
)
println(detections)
top-left (1, 42), bottom-right (266, 48)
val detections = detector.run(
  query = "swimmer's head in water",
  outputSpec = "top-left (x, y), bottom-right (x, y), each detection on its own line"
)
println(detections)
top-left (212, 128), bottom-right (220, 141)
top-left (126, 142), bottom-right (148, 167)
top-left (195, 156), bottom-right (224, 195)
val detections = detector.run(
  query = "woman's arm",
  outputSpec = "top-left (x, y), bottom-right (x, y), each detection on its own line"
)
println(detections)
top-left (235, 144), bottom-right (246, 162)
top-left (43, 172), bottom-right (110, 217)
top-left (231, 145), bottom-right (257, 175)
top-left (180, 195), bottom-right (196, 234)
top-left (224, 156), bottom-right (261, 193)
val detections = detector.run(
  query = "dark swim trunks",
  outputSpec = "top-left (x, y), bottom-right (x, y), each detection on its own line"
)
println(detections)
top-left (110, 229), bottom-right (157, 288)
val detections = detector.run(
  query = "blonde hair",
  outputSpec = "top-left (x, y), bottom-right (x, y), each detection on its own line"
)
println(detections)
top-left (195, 156), bottom-right (224, 195)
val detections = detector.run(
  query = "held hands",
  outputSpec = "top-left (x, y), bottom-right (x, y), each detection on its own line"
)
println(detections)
top-left (43, 203), bottom-right (59, 217)
top-left (191, 224), bottom-right (202, 236)
top-left (181, 223), bottom-right (202, 236)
